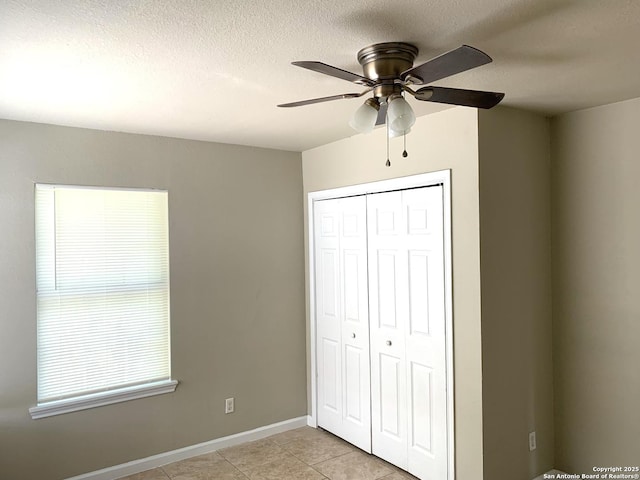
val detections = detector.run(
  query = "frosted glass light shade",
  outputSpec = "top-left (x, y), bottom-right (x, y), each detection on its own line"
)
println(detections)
top-left (349, 101), bottom-right (379, 134)
top-left (389, 126), bottom-right (411, 138)
top-left (388, 96), bottom-right (415, 132)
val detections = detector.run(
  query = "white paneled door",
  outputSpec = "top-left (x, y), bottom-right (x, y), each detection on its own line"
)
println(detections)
top-left (313, 184), bottom-right (449, 480)
top-left (314, 195), bottom-right (372, 453)
top-left (367, 187), bottom-right (447, 480)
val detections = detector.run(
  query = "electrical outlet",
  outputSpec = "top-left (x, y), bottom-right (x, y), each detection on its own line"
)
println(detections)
top-left (529, 431), bottom-right (537, 451)
top-left (225, 397), bottom-right (234, 414)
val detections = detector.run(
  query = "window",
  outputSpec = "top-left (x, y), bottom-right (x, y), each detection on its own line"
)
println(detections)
top-left (30, 185), bottom-right (176, 419)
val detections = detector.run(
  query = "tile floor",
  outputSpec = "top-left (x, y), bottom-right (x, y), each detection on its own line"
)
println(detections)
top-left (119, 426), bottom-right (419, 480)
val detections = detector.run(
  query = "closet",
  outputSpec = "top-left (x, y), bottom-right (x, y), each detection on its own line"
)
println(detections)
top-left (313, 181), bottom-right (451, 480)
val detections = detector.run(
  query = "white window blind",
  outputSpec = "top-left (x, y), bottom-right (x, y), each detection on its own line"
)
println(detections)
top-left (33, 184), bottom-right (172, 413)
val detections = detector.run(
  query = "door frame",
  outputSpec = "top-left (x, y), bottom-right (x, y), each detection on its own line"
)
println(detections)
top-left (307, 170), bottom-right (455, 479)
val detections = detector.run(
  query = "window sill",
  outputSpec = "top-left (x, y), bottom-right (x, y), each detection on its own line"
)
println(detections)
top-left (29, 379), bottom-right (179, 420)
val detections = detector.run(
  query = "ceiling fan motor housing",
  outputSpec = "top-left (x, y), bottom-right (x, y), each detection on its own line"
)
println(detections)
top-left (357, 42), bottom-right (419, 98)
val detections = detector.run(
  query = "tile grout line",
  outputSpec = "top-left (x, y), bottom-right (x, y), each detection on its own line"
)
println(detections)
top-left (218, 437), bottom-right (296, 478)
top-left (268, 436), bottom-right (331, 478)
top-left (214, 453), bottom-right (251, 479)
top-left (267, 432), bottom-right (342, 479)
top-left (222, 436), bottom-right (326, 479)
top-left (281, 438), bottom-right (358, 479)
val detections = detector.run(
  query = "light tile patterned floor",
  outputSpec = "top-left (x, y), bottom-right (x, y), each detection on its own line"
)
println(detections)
top-left (118, 427), bottom-right (419, 480)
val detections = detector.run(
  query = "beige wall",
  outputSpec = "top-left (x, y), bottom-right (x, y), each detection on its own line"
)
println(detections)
top-left (302, 107), bottom-right (485, 479)
top-left (551, 98), bottom-right (640, 472)
top-left (0, 119), bottom-right (306, 480)
top-left (478, 108), bottom-right (553, 479)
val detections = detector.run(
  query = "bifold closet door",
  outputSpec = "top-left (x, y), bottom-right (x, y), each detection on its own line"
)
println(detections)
top-left (368, 186), bottom-right (448, 480)
top-left (314, 196), bottom-right (371, 453)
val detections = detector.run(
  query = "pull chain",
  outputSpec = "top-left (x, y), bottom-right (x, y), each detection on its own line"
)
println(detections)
top-left (385, 113), bottom-right (391, 167)
top-left (402, 131), bottom-right (408, 158)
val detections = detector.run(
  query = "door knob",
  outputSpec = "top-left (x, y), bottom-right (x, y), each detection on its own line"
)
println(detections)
top-left (386, 340), bottom-right (392, 346)
top-left (351, 333), bottom-right (356, 338)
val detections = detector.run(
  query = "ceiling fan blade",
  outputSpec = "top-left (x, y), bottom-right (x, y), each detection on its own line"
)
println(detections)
top-left (292, 61), bottom-right (375, 87)
top-left (401, 45), bottom-right (492, 85)
top-left (414, 86), bottom-right (504, 109)
top-left (278, 93), bottom-right (363, 108)
top-left (375, 102), bottom-right (388, 126)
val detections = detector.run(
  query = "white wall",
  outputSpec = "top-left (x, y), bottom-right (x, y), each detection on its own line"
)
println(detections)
top-left (0, 119), bottom-right (307, 480)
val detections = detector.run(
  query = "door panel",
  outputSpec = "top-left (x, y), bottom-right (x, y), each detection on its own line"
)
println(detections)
top-left (404, 187), bottom-right (447, 480)
top-left (315, 202), bottom-right (342, 435)
top-left (408, 251), bottom-right (431, 336)
top-left (409, 361), bottom-right (433, 454)
top-left (379, 352), bottom-right (402, 437)
top-left (343, 251), bottom-right (361, 322)
top-left (368, 186), bottom-right (447, 479)
top-left (321, 250), bottom-right (339, 318)
top-left (344, 344), bottom-right (364, 423)
top-left (314, 196), bottom-right (371, 452)
top-left (377, 251), bottom-right (399, 329)
top-left (368, 191), bottom-right (409, 469)
top-left (321, 339), bottom-right (340, 412)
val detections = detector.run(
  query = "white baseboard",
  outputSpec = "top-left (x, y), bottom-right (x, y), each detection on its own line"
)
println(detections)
top-left (66, 416), bottom-right (309, 480)
top-left (534, 469), bottom-right (569, 480)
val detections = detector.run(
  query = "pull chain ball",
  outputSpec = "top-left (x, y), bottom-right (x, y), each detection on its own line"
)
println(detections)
top-left (386, 159), bottom-right (391, 167)
top-left (402, 150), bottom-right (408, 158)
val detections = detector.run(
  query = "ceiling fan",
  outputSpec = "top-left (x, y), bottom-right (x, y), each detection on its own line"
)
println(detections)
top-left (278, 42), bottom-right (504, 135)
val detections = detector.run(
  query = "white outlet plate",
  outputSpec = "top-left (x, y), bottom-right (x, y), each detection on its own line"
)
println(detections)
top-left (225, 397), bottom-right (234, 414)
top-left (529, 431), bottom-right (537, 451)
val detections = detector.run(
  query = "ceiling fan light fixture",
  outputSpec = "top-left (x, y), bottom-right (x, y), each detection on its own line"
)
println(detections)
top-left (387, 94), bottom-right (415, 132)
top-left (349, 97), bottom-right (380, 134)
top-left (280, 43), bottom-right (505, 145)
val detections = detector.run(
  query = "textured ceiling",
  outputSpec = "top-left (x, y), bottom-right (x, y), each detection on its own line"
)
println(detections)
top-left (2, 0), bottom-right (640, 152)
